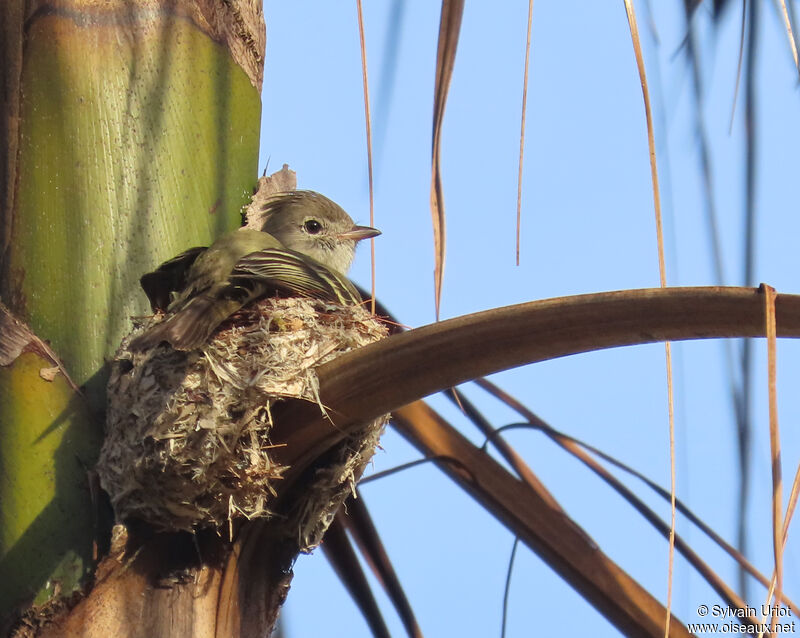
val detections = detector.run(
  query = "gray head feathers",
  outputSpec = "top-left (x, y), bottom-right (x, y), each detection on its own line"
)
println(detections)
top-left (260, 190), bottom-right (378, 274)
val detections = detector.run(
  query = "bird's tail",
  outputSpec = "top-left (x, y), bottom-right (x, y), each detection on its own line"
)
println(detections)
top-left (129, 293), bottom-right (241, 351)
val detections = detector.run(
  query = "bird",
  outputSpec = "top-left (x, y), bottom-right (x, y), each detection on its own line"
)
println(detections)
top-left (129, 190), bottom-right (380, 351)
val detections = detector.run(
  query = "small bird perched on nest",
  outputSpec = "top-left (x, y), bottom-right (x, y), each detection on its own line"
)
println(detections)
top-left (130, 190), bottom-right (380, 351)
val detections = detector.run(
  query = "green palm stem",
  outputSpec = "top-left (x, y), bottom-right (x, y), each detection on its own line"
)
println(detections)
top-left (0, 0), bottom-right (263, 622)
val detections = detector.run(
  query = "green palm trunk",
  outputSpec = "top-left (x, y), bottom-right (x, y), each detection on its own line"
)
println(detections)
top-left (0, 0), bottom-right (262, 625)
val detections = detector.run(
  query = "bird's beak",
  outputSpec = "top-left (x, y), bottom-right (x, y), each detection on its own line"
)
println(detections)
top-left (338, 225), bottom-right (381, 242)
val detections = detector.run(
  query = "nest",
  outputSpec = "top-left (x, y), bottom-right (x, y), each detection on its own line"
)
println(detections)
top-left (97, 297), bottom-right (389, 541)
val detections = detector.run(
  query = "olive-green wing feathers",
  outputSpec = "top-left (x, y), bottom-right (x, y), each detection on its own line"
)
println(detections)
top-left (139, 246), bottom-right (207, 311)
top-left (130, 247), bottom-right (363, 351)
top-left (230, 248), bottom-right (362, 306)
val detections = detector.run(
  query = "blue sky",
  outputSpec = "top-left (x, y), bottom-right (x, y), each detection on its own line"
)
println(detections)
top-left (260, 2), bottom-right (800, 636)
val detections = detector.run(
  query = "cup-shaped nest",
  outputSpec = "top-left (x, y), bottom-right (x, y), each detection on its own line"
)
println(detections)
top-left (98, 297), bottom-right (389, 541)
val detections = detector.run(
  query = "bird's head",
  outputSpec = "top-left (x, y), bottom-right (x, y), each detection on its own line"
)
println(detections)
top-left (260, 190), bottom-right (380, 274)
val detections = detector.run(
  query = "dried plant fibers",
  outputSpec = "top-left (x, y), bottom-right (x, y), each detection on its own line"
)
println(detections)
top-left (98, 296), bottom-right (388, 550)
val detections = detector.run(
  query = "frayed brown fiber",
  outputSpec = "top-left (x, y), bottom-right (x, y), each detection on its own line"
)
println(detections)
top-left (98, 297), bottom-right (388, 537)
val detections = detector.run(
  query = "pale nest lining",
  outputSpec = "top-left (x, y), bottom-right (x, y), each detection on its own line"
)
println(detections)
top-left (98, 297), bottom-right (389, 536)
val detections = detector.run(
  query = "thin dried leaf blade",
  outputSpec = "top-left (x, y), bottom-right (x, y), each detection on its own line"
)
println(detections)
top-left (430, 0), bottom-right (464, 318)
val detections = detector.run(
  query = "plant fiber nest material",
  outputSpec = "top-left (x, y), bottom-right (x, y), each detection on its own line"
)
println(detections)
top-left (98, 297), bottom-right (389, 541)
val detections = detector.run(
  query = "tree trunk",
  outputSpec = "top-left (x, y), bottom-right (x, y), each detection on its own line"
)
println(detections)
top-left (0, 1), bottom-right (264, 634)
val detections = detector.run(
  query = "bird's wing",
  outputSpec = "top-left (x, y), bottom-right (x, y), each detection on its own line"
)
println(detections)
top-left (230, 248), bottom-right (363, 306)
top-left (129, 289), bottom-right (241, 352)
top-left (129, 247), bottom-right (363, 352)
top-left (140, 246), bottom-right (207, 311)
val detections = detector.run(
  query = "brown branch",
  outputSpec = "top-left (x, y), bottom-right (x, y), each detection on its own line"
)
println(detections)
top-left (392, 401), bottom-right (692, 638)
top-left (272, 286), bottom-right (800, 475)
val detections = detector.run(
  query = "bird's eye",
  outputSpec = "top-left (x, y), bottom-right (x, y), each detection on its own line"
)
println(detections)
top-left (304, 219), bottom-right (323, 234)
